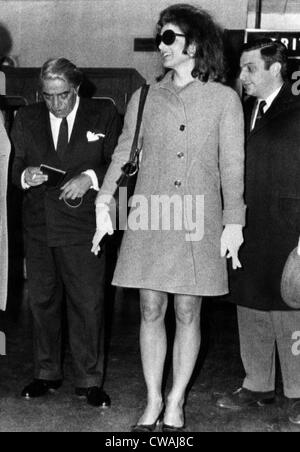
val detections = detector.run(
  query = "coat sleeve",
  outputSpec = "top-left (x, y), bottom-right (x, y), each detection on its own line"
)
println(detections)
top-left (0, 113), bottom-right (10, 312)
top-left (11, 108), bottom-right (27, 189)
top-left (0, 113), bottom-right (10, 197)
top-left (95, 87), bottom-right (143, 205)
top-left (0, 112), bottom-right (10, 163)
top-left (219, 89), bottom-right (246, 226)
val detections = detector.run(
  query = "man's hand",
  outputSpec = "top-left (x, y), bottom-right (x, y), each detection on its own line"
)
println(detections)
top-left (220, 224), bottom-right (244, 270)
top-left (24, 167), bottom-right (48, 186)
top-left (59, 174), bottom-right (92, 200)
top-left (91, 203), bottom-right (114, 255)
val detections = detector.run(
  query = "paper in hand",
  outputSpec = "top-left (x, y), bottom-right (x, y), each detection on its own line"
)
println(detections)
top-left (40, 164), bottom-right (66, 187)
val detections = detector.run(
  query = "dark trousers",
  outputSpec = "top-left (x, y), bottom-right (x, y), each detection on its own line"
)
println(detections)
top-left (26, 238), bottom-right (106, 387)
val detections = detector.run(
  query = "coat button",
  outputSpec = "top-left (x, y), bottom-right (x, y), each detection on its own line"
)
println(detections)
top-left (177, 151), bottom-right (184, 159)
top-left (174, 180), bottom-right (182, 187)
top-left (179, 124), bottom-right (186, 131)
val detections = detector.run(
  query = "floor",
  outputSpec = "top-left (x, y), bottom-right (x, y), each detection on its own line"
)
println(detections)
top-left (1, 265), bottom-right (300, 433)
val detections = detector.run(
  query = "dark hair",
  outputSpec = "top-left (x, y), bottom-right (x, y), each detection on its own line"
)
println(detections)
top-left (157, 3), bottom-right (227, 83)
top-left (40, 58), bottom-right (83, 88)
top-left (242, 38), bottom-right (288, 79)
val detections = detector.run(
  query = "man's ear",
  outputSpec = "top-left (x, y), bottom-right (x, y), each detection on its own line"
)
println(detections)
top-left (270, 61), bottom-right (282, 78)
top-left (73, 84), bottom-right (80, 95)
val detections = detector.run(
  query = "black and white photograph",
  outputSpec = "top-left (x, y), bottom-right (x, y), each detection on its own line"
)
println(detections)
top-left (1, 0), bottom-right (300, 435)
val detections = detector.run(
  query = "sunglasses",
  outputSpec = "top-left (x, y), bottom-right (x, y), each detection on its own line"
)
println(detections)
top-left (155, 30), bottom-right (185, 48)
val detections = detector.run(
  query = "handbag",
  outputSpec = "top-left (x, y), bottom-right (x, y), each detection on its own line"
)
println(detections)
top-left (114, 83), bottom-right (149, 225)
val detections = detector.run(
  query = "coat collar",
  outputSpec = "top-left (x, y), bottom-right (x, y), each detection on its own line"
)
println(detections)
top-left (154, 70), bottom-right (205, 94)
top-left (246, 83), bottom-right (297, 138)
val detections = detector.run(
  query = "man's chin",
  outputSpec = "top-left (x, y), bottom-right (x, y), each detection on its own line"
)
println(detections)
top-left (243, 87), bottom-right (256, 97)
top-left (243, 87), bottom-right (250, 95)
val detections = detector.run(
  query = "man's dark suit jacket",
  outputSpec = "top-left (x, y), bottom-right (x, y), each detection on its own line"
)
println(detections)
top-left (230, 83), bottom-right (300, 310)
top-left (11, 98), bottom-right (121, 246)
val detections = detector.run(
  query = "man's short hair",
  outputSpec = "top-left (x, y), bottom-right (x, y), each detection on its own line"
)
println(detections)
top-left (40, 58), bottom-right (83, 88)
top-left (242, 38), bottom-right (288, 78)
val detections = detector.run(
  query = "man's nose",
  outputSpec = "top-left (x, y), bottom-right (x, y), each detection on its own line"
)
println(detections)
top-left (239, 68), bottom-right (247, 81)
top-left (52, 96), bottom-right (61, 109)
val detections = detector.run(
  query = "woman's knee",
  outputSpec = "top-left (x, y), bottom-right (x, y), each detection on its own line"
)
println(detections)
top-left (174, 296), bottom-right (201, 326)
top-left (140, 290), bottom-right (167, 323)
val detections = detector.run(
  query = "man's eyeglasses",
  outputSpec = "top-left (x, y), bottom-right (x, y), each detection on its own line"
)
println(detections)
top-left (155, 30), bottom-right (185, 48)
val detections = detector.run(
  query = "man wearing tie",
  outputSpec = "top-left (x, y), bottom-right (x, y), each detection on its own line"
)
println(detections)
top-left (216, 39), bottom-right (300, 424)
top-left (11, 58), bottom-right (121, 407)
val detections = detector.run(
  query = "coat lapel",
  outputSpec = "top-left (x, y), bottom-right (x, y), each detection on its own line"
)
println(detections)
top-left (247, 83), bottom-right (292, 138)
top-left (62, 99), bottom-right (98, 161)
top-left (244, 96), bottom-right (255, 139)
top-left (67, 100), bottom-right (87, 149)
top-left (30, 103), bottom-right (61, 165)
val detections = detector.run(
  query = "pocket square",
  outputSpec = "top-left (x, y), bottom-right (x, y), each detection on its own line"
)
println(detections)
top-left (87, 131), bottom-right (106, 142)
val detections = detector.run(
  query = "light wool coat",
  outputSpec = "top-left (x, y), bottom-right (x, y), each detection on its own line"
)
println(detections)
top-left (99, 71), bottom-right (246, 295)
top-left (0, 114), bottom-right (11, 310)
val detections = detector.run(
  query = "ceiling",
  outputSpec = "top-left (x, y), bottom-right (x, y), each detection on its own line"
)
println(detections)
top-left (248, 0), bottom-right (300, 13)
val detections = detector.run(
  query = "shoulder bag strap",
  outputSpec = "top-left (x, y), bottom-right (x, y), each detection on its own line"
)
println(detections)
top-left (128, 83), bottom-right (150, 162)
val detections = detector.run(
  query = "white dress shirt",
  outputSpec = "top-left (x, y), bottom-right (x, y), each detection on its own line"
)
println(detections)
top-left (50, 95), bottom-right (79, 147)
top-left (21, 96), bottom-right (99, 190)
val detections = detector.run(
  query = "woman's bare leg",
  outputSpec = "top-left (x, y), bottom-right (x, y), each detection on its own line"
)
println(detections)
top-left (163, 294), bottom-right (202, 427)
top-left (136, 289), bottom-right (168, 425)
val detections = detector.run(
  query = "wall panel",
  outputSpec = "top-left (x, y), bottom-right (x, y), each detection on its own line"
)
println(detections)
top-left (0, 0), bottom-right (248, 81)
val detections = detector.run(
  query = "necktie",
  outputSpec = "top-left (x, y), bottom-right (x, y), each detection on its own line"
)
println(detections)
top-left (56, 117), bottom-right (68, 159)
top-left (253, 100), bottom-right (266, 128)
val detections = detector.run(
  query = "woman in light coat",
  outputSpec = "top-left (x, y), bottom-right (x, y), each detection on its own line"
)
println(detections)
top-left (0, 111), bottom-right (11, 312)
top-left (92, 4), bottom-right (245, 431)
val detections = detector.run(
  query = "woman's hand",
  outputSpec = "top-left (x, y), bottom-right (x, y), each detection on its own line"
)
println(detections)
top-left (220, 224), bottom-right (244, 270)
top-left (91, 203), bottom-right (114, 255)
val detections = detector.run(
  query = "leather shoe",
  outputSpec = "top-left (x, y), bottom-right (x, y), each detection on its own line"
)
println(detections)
top-left (162, 423), bottom-right (185, 432)
top-left (75, 386), bottom-right (111, 408)
top-left (216, 387), bottom-right (275, 410)
top-left (21, 379), bottom-right (62, 399)
top-left (288, 398), bottom-right (300, 424)
top-left (131, 410), bottom-right (164, 432)
top-left (131, 422), bottom-right (158, 432)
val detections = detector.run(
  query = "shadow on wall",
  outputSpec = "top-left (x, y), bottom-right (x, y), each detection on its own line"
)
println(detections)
top-left (0, 23), bottom-right (13, 67)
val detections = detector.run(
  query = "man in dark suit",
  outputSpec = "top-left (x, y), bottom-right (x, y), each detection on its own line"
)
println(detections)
top-left (11, 58), bottom-right (121, 407)
top-left (216, 40), bottom-right (300, 424)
